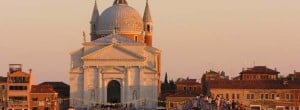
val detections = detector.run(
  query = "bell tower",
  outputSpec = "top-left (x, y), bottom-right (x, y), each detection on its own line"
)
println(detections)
top-left (143, 0), bottom-right (153, 46)
top-left (90, 0), bottom-right (99, 41)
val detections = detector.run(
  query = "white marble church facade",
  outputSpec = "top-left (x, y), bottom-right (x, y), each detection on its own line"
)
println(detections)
top-left (69, 0), bottom-right (161, 109)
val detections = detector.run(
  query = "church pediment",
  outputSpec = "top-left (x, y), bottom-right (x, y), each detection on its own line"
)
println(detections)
top-left (144, 66), bottom-right (158, 73)
top-left (102, 67), bottom-right (125, 73)
top-left (82, 45), bottom-right (145, 61)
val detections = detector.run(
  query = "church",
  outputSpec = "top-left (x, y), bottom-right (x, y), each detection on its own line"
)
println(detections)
top-left (69, 0), bottom-right (161, 109)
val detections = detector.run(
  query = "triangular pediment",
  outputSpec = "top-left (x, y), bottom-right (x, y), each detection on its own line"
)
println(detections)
top-left (102, 67), bottom-right (125, 73)
top-left (144, 67), bottom-right (158, 73)
top-left (82, 45), bottom-right (145, 61)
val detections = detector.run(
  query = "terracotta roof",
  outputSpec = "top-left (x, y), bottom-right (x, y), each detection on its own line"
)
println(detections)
top-left (31, 85), bottom-right (57, 93)
top-left (39, 82), bottom-right (69, 88)
top-left (176, 79), bottom-right (200, 85)
top-left (240, 66), bottom-right (279, 75)
top-left (0, 76), bottom-right (7, 83)
top-left (39, 82), bottom-right (70, 97)
top-left (207, 80), bottom-right (300, 89)
top-left (8, 71), bottom-right (30, 76)
top-left (205, 70), bottom-right (219, 75)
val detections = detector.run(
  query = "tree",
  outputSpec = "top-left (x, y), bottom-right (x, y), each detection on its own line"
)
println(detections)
top-left (161, 73), bottom-right (169, 93)
top-left (169, 80), bottom-right (176, 91)
top-left (203, 82), bottom-right (211, 96)
top-left (164, 72), bottom-right (169, 84)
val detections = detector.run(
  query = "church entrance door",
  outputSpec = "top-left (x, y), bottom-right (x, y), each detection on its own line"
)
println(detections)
top-left (107, 80), bottom-right (121, 103)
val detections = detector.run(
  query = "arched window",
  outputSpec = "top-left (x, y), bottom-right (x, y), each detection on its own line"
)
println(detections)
top-left (147, 25), bottom-right (151, 32)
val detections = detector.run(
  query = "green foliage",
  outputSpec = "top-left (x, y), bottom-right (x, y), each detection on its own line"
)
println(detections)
top-left (161, 73), bottom-right (176, 93)
top-left (203, 82), bottom-right (211, 96)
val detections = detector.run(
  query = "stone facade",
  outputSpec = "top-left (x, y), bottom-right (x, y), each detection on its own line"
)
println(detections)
top-left (70, 1), bottom-right (160, 109)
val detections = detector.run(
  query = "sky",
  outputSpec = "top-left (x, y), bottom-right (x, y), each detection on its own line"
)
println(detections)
top-left (0, 0), bottom-right (300, 84)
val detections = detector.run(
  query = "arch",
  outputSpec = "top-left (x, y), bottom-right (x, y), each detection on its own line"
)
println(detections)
top-left (107, 80), bottom-right (121, 103)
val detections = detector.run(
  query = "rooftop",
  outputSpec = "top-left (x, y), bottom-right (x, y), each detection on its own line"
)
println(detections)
top-left (207, 80), bottom-right (300, 89)
top-left (176, 79), bottom-right (200, 85)
top-left (31, 85), bottom-right (57, 93)
top-left (240, 66), bottom-right (279, 75)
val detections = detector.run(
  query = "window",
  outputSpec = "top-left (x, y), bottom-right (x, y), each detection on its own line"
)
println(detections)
top-left (45, 97), bottom-right (50, 102)
top-left (237, 94), bottom-right (240, 99)
top-left (44, 107), bottom-right (49, 110)
top-left (9, 86), bottom-right (27, 90)
top-left (134, 36), bottom-right (138, 41)
top-left (271, 94), bottom-right (275, 99)
top-left (232, 94), bottom-right (235, 99)
top-left (147, 25), bottom-right (151, 32)
top-left (11, 77), bottom-right (29, 83)
top-left (183, 87), bottom-right (186, 91)
top-left (189, 87), bottom-right (192, 91)
top-left (226, 94), bottom-right (229, 99)
top-left (1, 85), bottom-right (4, 89)
top-left (261, 94), bottom-right (264, 99)
top-left (247, 94), bottom-right (250, 99)
top-left (247, 94), bottom-right (254, 99)
top-left (9, 96), bottom-right (27, 101)
top-left (265, 94), bottom-right (269, 99)
top-left (286, 94), bottom-right (294, 100)
top-left (32, 98), bottom-right (38, 101)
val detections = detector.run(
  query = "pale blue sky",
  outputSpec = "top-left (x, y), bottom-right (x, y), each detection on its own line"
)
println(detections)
top-left (1, 0), bottom-right (300, 84)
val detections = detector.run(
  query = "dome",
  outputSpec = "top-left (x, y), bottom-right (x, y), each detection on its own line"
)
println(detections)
top-left (97, 4), bottom-right (143, 35)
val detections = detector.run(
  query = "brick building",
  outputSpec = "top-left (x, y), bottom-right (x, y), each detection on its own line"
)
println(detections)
top-left (288, 71), bottom-right (300, 80)
top-left (30, 85), bottom-right (59, 110)
top-left (6, 64), bottom-right (33, 110)
top-left (206, 80), bottom-right (300, 110)
top-left (39, 82), bottom-right (70, 110)
top-left (238, 66), bottom-right (279, 80)
top-left (0, 76), bottom-right (7, 110)
top-left (201, 70), bottom-right (229, 83)
top-left (165, 79), bottom-right (201, 109)
top-left (0, 64), bottom-right (61, 110)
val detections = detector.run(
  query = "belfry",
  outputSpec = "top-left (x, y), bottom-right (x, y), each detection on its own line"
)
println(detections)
top-left (69, 0), bottom-right (161, 109)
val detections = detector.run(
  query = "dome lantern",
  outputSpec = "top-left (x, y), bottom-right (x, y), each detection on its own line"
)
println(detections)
top-left (113, 0), bottom-right (128, 5)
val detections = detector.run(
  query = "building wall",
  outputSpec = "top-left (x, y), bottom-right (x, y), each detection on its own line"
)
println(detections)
top-left (166, 96), bottom-right (196, 110)
top-left (0, 82), bottom-right (7, 110)
top-left (6, 72), bottom-right (32, 110)
top-left (30, 93), bottom-right (59, 110)
top-left (241, 74), bottom-right (278, 80)
top-left (210, 88), bottom-right (300, 109)
top-left (176, 84), bottom-right (201, 94)
top-left (70, 66), bottom-right (158, 109)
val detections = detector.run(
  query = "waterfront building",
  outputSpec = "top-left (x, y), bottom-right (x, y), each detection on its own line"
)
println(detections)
top-left (6, 64), bottom-right (33, 110)
top-left (69, 0), bottom-right (161, 109)
top-left (207, 80), bottom-right (300, 110)
top-left (30, 85), bottom-right (59, 110)
top-left (238, 66), bottom-right (279, 80)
